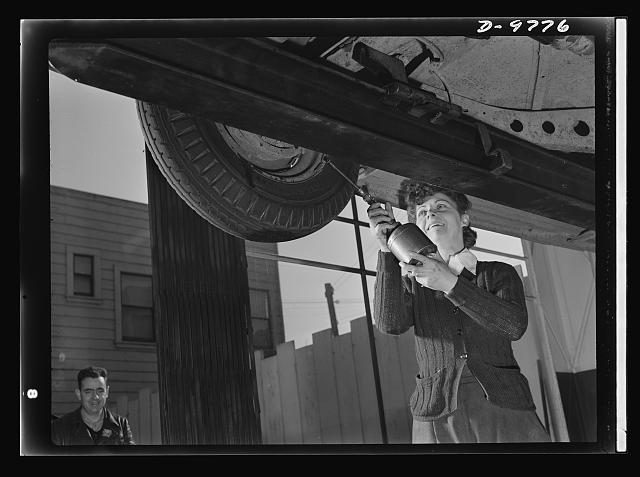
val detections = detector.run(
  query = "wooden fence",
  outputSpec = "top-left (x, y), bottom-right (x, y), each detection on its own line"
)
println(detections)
top-left (107, 314), bottom-right (416, 445)
top-left (114, 388), bottom-right (162, 445)
top-left (254, 316), bottom-right (418, 444)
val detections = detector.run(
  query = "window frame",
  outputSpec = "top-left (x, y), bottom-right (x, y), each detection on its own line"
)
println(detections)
top-left (249, 287), bottom-right (273, 351)
top-left (65, 245), bottom-right (102, 302)
top-left (247, 196), bottom-right (528, 345)
top-left (114, 263), bottom-right (155, 349)
top-left (72, 254), bottom-right (94, 296)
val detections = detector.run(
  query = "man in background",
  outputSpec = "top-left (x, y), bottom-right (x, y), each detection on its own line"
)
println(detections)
top-left (51, 366), bottom-right (135, 445)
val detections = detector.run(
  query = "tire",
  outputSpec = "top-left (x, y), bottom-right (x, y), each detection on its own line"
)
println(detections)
top-left (136, 101), bottom-right (360, 242)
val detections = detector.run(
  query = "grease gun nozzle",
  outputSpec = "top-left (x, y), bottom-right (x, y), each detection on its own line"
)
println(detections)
top-left (323, 157), bottom-right (377, 205)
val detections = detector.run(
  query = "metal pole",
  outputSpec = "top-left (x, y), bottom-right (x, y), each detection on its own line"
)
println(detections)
top-left (522, 240), bottom-right (570, 442)
top-left (536, 359), bottom-right (551, 433)
top-left (351, 196), bottom-right (389, 444)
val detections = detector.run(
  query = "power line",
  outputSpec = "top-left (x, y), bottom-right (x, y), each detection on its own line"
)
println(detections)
top-left (283, 299), bottom-right (364, 306)
top-left (331, 240), bottom-right (379, 293)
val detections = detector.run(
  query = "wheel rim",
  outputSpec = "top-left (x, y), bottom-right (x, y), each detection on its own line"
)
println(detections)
top-left (215, 123), bottom-right (325, 183)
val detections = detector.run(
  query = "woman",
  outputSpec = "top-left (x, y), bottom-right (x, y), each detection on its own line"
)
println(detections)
top-left (367, 183), bottom-right (550, 444)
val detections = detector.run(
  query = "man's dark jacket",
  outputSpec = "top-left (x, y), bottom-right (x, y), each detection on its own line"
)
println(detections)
top-left (51, 407), bottom-right (135, 445)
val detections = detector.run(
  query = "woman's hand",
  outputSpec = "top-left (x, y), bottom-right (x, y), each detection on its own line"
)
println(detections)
top-left (367, 202), bottom-right (399, 252)
top-left (399, 252), bottom-right (458, 293)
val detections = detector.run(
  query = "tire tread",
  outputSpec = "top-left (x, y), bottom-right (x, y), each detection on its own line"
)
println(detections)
top-left (137, 101), bottom-right (357, 241)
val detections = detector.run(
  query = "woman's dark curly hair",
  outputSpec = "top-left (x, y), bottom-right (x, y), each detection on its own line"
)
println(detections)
top-left (402, 181), bottom-right (478, 249)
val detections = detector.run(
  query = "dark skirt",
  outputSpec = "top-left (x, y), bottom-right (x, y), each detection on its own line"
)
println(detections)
top-left (412, 365), bottom-right (551, 444)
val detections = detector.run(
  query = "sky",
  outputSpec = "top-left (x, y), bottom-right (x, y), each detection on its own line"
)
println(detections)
top-left (49, 71), bottom-right (149, 204)
top-left (48, 69), bottom-right (527, 349)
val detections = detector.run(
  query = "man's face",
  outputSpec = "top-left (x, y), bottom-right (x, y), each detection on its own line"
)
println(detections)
top-left (416, 192), bottom-right (467, 247)
top-left (75, 377), bottom-right (109, 417)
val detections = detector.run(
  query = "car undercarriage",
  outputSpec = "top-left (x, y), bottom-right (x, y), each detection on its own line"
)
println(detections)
top-left (48, 33), bottom-right (602, 251)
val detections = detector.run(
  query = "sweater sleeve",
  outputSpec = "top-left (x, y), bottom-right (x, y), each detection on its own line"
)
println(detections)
top-left (373, 251), bottom-right (414, 335)
top-left (445, 262), bottom-right (527, 341)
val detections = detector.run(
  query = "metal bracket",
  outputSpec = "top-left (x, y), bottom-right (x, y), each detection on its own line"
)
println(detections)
top-left (351, 42), bottom-right (408, 83)
top-left (352, 42), bottom-right (462, 126)
top-left (383, 82), bottom-right (462, 125)
top-left (477, 123), bottom-right (513, 175)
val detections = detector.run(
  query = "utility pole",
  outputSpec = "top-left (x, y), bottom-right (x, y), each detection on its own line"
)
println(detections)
top-left (324, 283), bottom-right (339, 336)
top-left (146, 147), bottom-right (261, 445)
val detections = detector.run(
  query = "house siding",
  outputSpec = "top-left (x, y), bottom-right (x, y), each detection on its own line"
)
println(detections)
top-left (50, 186), bottom-right (284, 417)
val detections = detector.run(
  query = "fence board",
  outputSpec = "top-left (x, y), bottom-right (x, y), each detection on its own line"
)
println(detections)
top-left (276, 342), bottom-right (303, 444)
top-left (261, 353), bottom-right (284, 444)
top-left (333, 333), bottom-right (364, 444)
top-left (254, 318), bottom-right (416, 445)
top-left (128, 398), bottom-right (140, 444)
top-left (350, 317), bottom-right (383, 443)
top-left (112, 389), bottom-right (161, 445)
top-left (375, 332), bottom-right (411, 443)
top-left (312, 329), bottom-right (342, 443)
top-left (294, 345), bottom-right (322, 444)
top-left (253, 350), bottom-right (267, 444)
top-left (151, 391), bottom-right (161, 444)
top-left (116, 394), bottom-right (128, 420)
top-left (138, 388), bottom-right (151, 444)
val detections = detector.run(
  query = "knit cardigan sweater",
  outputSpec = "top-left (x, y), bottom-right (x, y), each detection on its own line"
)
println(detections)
top-left (374, 251), bottom-right (536, 421)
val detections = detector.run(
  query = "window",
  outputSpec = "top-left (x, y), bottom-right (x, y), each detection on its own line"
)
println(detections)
top-left (73, 254), bottom-right (94, 296)
top-left (249, 288), bottom-right (272, 350)
top-left (114, 264), bottom-right (154, 347)
top-left (120, 273), bottom-right (154, 342)
top-left (272, 198), bottom-right (377, 348)
top-left (65, 246), bottom-right (102, 301)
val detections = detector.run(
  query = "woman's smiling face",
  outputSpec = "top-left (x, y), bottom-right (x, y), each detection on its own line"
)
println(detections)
top-left (416, 192), bottom-right (467, 248)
